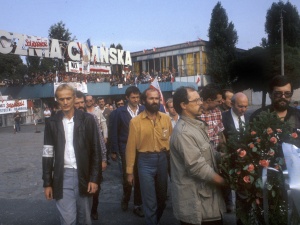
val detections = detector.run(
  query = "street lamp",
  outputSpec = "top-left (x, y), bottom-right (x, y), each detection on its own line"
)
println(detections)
top-left (281, 10), bottom-right (284, 76)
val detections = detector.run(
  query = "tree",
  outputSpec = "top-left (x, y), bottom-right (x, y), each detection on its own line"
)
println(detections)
top-left (0, 53), bottom-right (27, 81)
top-left (27, 21), bottom-right (75, 73)
top-left (264, 1), bottom-right (300, 48)
top-left (207, 1), bottom-right (238, 88)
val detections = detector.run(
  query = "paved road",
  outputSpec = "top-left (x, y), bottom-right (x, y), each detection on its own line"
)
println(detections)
top-left (0, 124), bottom-right (236, 225)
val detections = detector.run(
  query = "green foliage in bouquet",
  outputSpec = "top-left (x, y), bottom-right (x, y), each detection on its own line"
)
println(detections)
top-left (219, 111), bottom-right (296, 225)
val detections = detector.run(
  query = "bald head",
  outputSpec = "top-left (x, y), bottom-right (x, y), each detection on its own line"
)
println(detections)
top-left (231, 92), bottom-right (248, 117)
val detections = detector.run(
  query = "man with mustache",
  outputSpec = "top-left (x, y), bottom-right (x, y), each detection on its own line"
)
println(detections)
top-left (250, 75), bottom-right (300, 147)
top-left (74, 91), bottom-right (107, 220)
top-left (126, 88), bottom-right (172, 225)
top-left (170, 86), bottom-right (226, 225)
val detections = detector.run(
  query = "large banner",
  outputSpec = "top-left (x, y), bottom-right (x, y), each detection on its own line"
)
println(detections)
top-left (0, 99), bottom-right (28, 114)
top-left (0, 30), bottom-right (132, 66)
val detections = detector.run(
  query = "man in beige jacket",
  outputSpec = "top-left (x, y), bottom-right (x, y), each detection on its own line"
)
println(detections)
top-left (170, 86), bottom-right (226, 225)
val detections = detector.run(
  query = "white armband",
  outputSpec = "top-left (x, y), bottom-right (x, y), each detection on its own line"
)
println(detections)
top-left (43, 145), bottom-right (54, 157)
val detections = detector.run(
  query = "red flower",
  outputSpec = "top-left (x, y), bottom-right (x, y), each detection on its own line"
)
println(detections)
top-left (238, 149), bottom-right (247, 158)
top-left (249, 143), bottom-right (255, 149)
top-left (247, 164), bottom-right (255, 172)
top-left (256, 138), bottom-right (261, 143)
top-left (291, 132), bottom-right (298, 139)
top-left (259, 160), bottom-right (269, 168)
top-left (251, 131), bottom-right (257, 136)
top-left (270, 137), bottom-right (277, 144)
top-left (243, 176), bottom-right (251, 183)
top-left (267, 127), bottom-right (273, 135)
top-left (236, 170), bottom-right (241, 175)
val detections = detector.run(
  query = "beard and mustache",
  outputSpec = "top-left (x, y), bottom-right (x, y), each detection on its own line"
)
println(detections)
top-left (144, 101), bottom-right (160, 114)
top-left (273, 98), bottom-right (290, 112)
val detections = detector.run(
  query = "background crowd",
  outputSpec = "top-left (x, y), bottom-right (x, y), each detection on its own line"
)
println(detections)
top-left (0, 69), bottom-right (176, 87)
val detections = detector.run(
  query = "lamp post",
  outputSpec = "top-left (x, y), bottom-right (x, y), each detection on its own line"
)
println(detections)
top-left (281, 10), bottom-right (284, 76)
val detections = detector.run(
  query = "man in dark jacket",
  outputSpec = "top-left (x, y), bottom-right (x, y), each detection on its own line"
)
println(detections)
top-left (250, 75), bottom-right (300, 147)
top-left (42, 84), bottom-right (101, 225)
top-left (111, 86), bottom-right (144, 217)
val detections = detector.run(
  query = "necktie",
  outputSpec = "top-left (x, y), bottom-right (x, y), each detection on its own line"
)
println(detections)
top-left (238, 116), bottom-right (243, 133)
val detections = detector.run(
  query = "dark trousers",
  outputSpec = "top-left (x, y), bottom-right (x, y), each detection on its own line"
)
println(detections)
top-left (91, 173), bottom-right (102, 214)
top-left (120, 153), bottom-right (142, 206)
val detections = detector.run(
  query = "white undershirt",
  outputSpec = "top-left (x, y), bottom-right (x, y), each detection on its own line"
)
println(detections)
top-left (127, 105), bottom-right (139, 118)
top-left (62, 116), bottom-right (77, 169)
top-left (230, 109), bottom-right (245, 131)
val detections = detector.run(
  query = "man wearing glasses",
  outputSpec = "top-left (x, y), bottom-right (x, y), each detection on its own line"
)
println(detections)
top-left (170, 86), bottom-right (226, 225)
top-left (250, 75), bottom-right (300, 147)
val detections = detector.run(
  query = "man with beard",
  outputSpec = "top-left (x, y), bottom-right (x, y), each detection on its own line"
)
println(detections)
top-left (74, 91), bottom-right (107, 220)
top-left (170, 86), bottom-right (225, 225)
top-left (126, 88), bottom-right (173, 225)
top-left (250, 75), bottom-right (300, 147)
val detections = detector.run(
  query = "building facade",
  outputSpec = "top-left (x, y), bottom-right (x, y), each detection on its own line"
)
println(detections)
top-left (131, 40), bottom-right (207, 77)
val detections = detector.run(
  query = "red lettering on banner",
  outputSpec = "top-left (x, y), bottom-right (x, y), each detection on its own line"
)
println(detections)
top-left (6, 101), bottom-right (25, 108)
top-left (25, 38), bottom-right (48, 48)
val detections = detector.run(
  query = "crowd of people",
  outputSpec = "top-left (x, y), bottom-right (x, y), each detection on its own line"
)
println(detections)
top-left (0, 69), bottom-right (176, 87)
top-left (41, 75), bottom-right (300, 225)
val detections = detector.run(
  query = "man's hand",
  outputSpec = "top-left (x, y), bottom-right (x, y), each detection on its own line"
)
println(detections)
top-left (104, 138), bottom-right (107, 144)
top-left (44, 187), bottom-right (53, 200)
top-left (102, 161), bottom-right (107, 171)
top-left (111, 152), bottom-right (117, 161)
top-left (127, 174), bottom-right (134, 186)
top-left (87, 182), bottom-right (98, 194)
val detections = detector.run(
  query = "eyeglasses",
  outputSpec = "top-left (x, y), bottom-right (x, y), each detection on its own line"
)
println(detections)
top-left (273, 91), bottom-right (293, 98)
top-left (188, 98), bottom-right (203, 105)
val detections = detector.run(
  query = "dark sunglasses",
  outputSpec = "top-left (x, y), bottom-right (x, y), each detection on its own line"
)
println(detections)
top-left (273, 91), bottom-right (293, 98)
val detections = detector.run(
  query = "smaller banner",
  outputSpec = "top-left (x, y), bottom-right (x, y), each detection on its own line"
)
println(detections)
top-left (68, 61), bottom-right (80, 73)
top-left (24, 36), bottom-right (49, 49)
top-left (0, 99), bottom-right (28, 114)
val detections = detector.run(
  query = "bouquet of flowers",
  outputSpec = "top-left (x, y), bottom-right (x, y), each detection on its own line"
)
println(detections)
top-left (220, 111), bottom-right (298, 225)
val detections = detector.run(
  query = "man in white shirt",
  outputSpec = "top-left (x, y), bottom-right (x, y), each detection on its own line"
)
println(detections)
top-left (222, 92), bottom-right (249, 215)
top-left (42, 84), bottom-right (101, 225)
top-left (44, 107), bottom-right (51, 124)
top-left (222, 92), bottom-right (249, 140)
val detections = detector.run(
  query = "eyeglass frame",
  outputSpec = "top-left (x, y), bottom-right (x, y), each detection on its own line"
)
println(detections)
top-left (273, 91), bottom-right (293, 98)
top-left (188, 97), bottom-right (203, 105)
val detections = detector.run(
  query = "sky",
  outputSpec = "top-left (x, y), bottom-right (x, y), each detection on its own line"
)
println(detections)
top-left (1, 0), bottom-right (300, 53)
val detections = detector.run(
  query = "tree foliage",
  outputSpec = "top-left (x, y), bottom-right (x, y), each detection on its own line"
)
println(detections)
top-left (26, 21), bottom-right (75, 74)
top-left (230, 45), bottom-right (300, 92)
top-left (0, 53), bottom-right (27, 81)
top-left (264, 1), bottom-right (300, 47)
top-left (207, 2), bottom-right (238, 88)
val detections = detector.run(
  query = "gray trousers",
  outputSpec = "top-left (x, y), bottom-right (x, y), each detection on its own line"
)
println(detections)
top-left (56, 168), bottom-right (92, 225)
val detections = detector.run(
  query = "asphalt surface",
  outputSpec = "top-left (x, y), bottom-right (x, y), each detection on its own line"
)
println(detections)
top-left (0, 124), bottom-right (236, 225)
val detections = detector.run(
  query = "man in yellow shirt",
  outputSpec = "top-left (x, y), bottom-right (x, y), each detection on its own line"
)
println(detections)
top-left (126, 88), bottom-right (172, 225)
